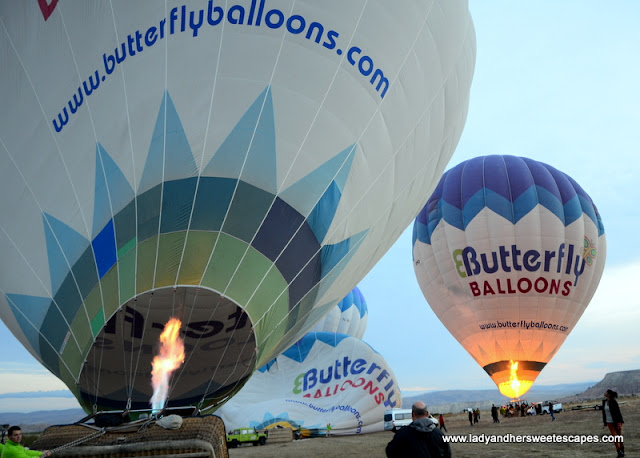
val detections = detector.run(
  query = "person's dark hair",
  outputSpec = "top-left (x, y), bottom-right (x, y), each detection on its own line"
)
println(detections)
top-left (606, 389), bottom-right (618, 399)
top-left (7, 426), bottom-right (21, 435)
top-left (412, 402), bottom-right (428, 417)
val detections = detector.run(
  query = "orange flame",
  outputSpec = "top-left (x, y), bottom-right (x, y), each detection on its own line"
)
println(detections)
top-left (509, 360), bottom-right (521, 395)
top-left (497, 360), bottom-right (533, 399)
top-left (150, 317), bottom-right (185, 412)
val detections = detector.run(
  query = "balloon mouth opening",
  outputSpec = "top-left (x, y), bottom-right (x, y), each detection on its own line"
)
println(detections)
top-left (77, 286), bottom-right (256, 411)
top-left (495, 360), bottom-right (534, 399)
top-left (484, 360), bottom-right (545, 400)
top-left (498, 379), bottom-right (534, 399)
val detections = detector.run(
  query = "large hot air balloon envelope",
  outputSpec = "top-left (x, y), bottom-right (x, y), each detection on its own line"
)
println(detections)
top-left (0, 1), bottom-right (475, 412)
top-left (413, 155), bottom-right (606, 398)
top-left (217, 332), bottom-right (401, 435)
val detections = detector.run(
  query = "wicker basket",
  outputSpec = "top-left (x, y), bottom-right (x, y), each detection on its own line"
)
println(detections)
top-left (30, 415), bottom-right (228, 458)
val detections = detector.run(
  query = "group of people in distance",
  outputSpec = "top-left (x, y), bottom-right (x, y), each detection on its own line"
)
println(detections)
top-left (386, 389), bottom-right (625, 458)
top-left (467, 407), bottom-right (480, 425)
top-left (0, 389), bottom-right (626, 458)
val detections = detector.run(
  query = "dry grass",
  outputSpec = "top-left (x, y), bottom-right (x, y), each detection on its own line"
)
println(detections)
top-left (229, 397), bottom-right (638, 457)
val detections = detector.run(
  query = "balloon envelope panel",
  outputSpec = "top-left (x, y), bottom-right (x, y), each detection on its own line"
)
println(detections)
top-left (216, 332), bottom-right (401, 435)
top-left (309, 287), bottom-right (368, 339)
top-left (0, 1), bottom-right (475, 411)
top-left (413, 155), bottom-right (606, 398)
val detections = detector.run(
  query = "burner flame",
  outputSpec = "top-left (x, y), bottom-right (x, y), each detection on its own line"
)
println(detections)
top-left (150, 317), bottom-right (185, 412)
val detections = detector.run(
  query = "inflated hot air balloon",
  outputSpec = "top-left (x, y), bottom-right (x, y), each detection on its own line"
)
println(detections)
top-left (308, 287), bottom-right (368, 339)
top-left (217, 331), bottom-right (401, 435)
top-left (0, 1), bottom-right (475, 413)
top-left (413, 155), bottom-right (606, 398)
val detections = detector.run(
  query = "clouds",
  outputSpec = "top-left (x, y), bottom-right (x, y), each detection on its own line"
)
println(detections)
top-left (578, 260), bottom-right (640, 327)
top-left (536, 260), bottom-right (640, 384)
top-left (0, 363), bottom-right (69, 395)
top-left (0, 397), bottom-right (81, 413)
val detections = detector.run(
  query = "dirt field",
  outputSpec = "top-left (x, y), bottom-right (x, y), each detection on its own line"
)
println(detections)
top-left (228, 397), bottom-right (637, 457)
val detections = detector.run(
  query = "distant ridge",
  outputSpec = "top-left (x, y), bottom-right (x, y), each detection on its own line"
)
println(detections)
top-left (2, 371), bottom-right (638, 430)
top-left (402, 381), bottom-right (594, 413)
top-left (0, 408), bottom-right (84, 432)
top-left (0, 390), bottom-right (73, 399)
top-left (560, 369), bottom-right (640, 402)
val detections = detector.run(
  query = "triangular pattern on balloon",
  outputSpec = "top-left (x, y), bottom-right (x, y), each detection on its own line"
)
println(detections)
top-left (139, 91), bottom-right (198, 194)
top-left (477, 343), bottom-right (491, 362)
top-left (332, 286), bottom-right (367, 321)
top-left (43, 213), bottom-right (89, 295)
top-left (203, 87), bottom-right (277, 194)
top-left (280, 144), bottom-right (356, 220)
top-left (258, 296), bottom-right (342, 371)
top-left (5, 294), bottom-right (52, 356)
top-left (417, 155), bottom-right (605, 244)
top-left (316, 229), bottom-right (369, 305)
top-left (542, 342), bottom-right (560, 363)
top-left (532, 341), bottom-right (545, 361)
top-left (279, 332), bottom-right (349, 363)
top-left (320, 229), bottom-right (368, 281)
top-left (299, 148), bottom-right (355, 243)
top-left (92, 143), bottom-right (134, 238)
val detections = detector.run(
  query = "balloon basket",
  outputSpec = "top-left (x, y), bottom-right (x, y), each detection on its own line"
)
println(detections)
top-left (30, 413), bottom-right (228, 458)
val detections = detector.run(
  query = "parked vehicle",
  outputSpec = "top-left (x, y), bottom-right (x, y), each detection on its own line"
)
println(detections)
top-left (383, 409), bottom-right (438, 432)
top-left (226, 428), bottom-right (267, 448)
top-left (544, 400), bottom-right (563, 413)
top-left (533, 401), bottom-right (563, 414)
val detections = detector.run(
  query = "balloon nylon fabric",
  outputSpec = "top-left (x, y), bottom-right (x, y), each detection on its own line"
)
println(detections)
top-left (0, 1), bottom-right (475, 412)
top-left (217, 332), bottom-right (401, 435)
top-left (412, 155), bottom-right (606, 397)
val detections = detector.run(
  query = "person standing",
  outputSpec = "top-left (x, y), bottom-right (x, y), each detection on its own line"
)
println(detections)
top-left (468, 409), bottom-right (473, 426)
top-left (1, 426), bottom-right (51, 457)
top-left (602, 389), bottom-right (624, 457)
top-left (386, 401), bottom-right (450, 457)
top-left (491, 404), bottom-right (500, 423)
top-left (438, 414), bottom-right (447, 432)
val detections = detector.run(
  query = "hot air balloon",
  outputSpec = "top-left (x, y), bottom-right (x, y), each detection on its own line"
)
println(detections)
top-left (412, 155), bottom-right (606, 398)
top-left (217, 331), bottom-right (401, 435)
top-left (308, 287), bottom-right (368, 339)
top-left (0, 1), bottom-right (475, 413)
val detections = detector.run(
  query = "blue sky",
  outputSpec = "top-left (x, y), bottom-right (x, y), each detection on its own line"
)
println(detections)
top-left (2, 1), bottom-right (639, 412)
top-left (363, 0), bottom-right (640, 394)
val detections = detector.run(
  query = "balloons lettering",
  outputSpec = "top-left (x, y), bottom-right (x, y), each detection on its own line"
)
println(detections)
top-left (0, 1), bottom-right (475, 412)
top-left (413, 155), bottom-right (606, 398)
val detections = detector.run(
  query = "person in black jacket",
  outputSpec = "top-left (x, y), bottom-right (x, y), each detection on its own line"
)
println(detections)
top-left (386, 402), bottom-right (451, 457)
top-left (602, 389), bottom-right (624, 457)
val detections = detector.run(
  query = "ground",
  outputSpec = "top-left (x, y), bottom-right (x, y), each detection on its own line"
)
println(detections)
top-left (228, 397), bottom-right (637, 457)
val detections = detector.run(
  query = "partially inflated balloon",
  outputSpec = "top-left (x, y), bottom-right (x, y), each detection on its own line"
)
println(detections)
top-left (0, 1), bottom-right (475, 412)
top-left (308, 287), bottom-right (368, 339)
top-left (217, 332), bottom-right (401, 435)
top-left (413, 155), bottom-right (606, 398)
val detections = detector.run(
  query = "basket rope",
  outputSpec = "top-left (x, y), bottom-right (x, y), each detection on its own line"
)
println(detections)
top-left (49, 427), bottom-right (107, 453)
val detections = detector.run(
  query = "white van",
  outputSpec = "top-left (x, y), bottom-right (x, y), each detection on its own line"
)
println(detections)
top-left (384, 409), bottom-right (439, 432)
top-left (384, 409), bottom-right (413, 432)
